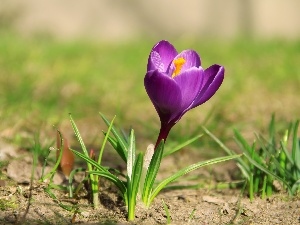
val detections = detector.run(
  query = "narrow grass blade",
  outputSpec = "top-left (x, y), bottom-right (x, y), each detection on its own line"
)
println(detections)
top-left (236, 164), bottom-right (250, 181)
top-left (71, 149), bottom-right (107, 172)
top-left (234, 130), bottom-right (253, 155)
top-left (44, 187), bottom-right (76, 212)
top-left (89, 170), bottom-right (127, 195)
top-left (188, 208), bottom-right (196, 223)
top-left (261, 175), bottom-right (267, 199)
top-left (41, 147), bottom-right (51, 179)
top-left (70, 114), bottom-right (100, 206)
top-left (149, 154), bottom-right (241, 206)
top-left (243, 152), bottom-right (291, 194)
top-left (69, 114), bottom-right (89, 158)
top-left (100, 113), bottom-right (128, 161)
top-left (234, 130), bottom-right (264, 166)
top-left (98, 115), bottom-right (116, 165)
top-left (249, 173), bottom-right (254, 201)
top-left (262, 143), bottom-right (294, 180)
top-left (291, 178), bottom-right (300, 195)
top-left (202, 126), bottom-right (250, 176)
top-left (142, 141), bottom-right (164, 205)
top-left (163, 134), bottom-right (203, 157)
top-left (254, 133), bottom-right (277, 160)
top-left (254, 133), bottom-right (292, 178)
top-left (280, 141), bottom-right (294, 164)
top-left (103, 133), bottom-right (127, 162)
top-left (68, 167), bottom-right (85, 198)
top-left (162, 199), bottom-right (171, 224)
top-left (41, 131), bottom-right (64, 182)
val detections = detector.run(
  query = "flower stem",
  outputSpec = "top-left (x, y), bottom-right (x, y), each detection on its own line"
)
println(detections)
top-left (155, 123), bottom-right (173, 149)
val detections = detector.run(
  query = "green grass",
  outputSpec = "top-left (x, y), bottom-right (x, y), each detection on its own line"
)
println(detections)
top-left (0, 31), bottom-right (299, 154)
top-left (0, 198), bottom-right (18, 211)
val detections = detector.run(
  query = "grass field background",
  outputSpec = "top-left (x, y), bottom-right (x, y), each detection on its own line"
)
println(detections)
top-left (0, 31), bottom-right (299, 158)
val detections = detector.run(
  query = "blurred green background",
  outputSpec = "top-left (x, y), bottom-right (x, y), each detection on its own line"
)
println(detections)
top-left (0, 1), bottom-right (299, 158)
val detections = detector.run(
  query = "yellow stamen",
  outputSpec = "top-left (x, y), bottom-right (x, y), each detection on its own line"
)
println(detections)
top-left (172, 57), bottom-right (186, 78)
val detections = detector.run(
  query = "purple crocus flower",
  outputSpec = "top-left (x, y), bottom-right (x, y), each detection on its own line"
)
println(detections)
top-left (144, 40), bottom-right (224, 148)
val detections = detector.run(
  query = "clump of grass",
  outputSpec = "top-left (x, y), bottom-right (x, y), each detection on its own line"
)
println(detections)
top-left (203, 115), bottom-right (300, 200)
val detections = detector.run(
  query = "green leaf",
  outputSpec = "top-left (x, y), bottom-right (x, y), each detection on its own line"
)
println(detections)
top-left (68, 167), bottom-right (86, 198)
top-left (236, 164), bottom-right (250, 180)
top-left (127, 129), bottom-right (136, 180)
top-left (98, 115), bottom-right (116, 165)
top-left (148, 155), bottom-right (241, 206)
top-left (163, 134), bottom-right (203, 157)
top-left (280, 133), bottom-right (293, 165)
top-left (162, 199), bottom-right (171, 224)
top-left (258, 135), bottom-right (294, 181)
top-left (69, 114), bottom-right (89, 158)
top-left (291, 178), bottom-right (300, 195)
top-left (41, 130), bottom-right (64, 182)
top-left (89, 170), bottom-right (127, 196)
top-left (72, 148), bottom-right (128, 199)
top-left (292, 120), bottom-right (300, 170)
top-left (100, 113), bottom-right (128, 161)
top-left (44, 187), bottom-right (76, 212)
top-left (234, 130), bottom-right (253, 155)
top-left (234, 130), bottom-right (264, 165)
top-left (202, 126), bottom-right (250, 176)
top-left (142, 141), bottom-right (164, 205)
top-left (254, 133), bottom-right (286, 173)
top-left (102, 133), bottom-right (127, 162)
top-left (130, 153), bottom-right (143, 201)
top-left (127, 153), bottom-right (143, 221)
top-left (70, 149), bottom-right (107, 172)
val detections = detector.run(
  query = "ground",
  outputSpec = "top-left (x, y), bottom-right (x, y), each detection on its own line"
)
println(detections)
top-left (0, 146), bottom-right (299, 225)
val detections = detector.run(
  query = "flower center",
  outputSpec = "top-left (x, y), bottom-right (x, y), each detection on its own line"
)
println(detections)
top-left (172, 57), bottom-right (186, 78)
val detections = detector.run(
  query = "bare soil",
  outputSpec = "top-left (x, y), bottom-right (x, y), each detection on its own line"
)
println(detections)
top-left (0, 147), bottom-right (299, 225)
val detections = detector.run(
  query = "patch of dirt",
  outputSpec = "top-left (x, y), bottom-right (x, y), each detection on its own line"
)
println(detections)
top-left (0, 181), bottom-right (299, 225)
top-left (0, 146), bottom-right (299, 225)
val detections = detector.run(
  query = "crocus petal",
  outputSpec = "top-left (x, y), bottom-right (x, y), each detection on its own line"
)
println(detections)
top-left (174, 67), bottom-right (204, 112)
top-left (144, 70), bottom-right (182, 122)
top-left (147, 40), bottom-right (177, 72)
top-left (191, 64), bottom-right (224, 108)
top-left (145, 40), bottom-right (225, 149)
top-left (168, 50), bottom-right (201, 76)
